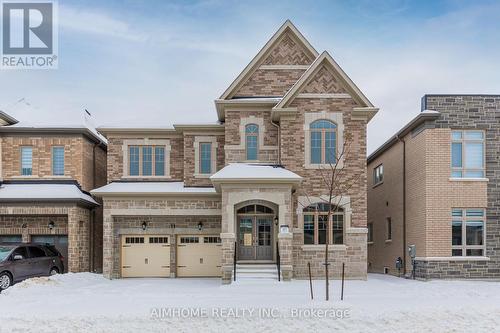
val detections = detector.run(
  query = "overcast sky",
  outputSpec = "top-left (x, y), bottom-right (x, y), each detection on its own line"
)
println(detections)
top-left (1, 0), bottom-right (499, 153)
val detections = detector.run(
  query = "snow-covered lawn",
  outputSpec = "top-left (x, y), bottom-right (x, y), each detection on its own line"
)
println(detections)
top-left (1, 273), bottom-right (499, 332)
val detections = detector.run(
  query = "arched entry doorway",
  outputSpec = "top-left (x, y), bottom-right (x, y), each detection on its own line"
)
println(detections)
top-left (236, 203), bottom-right (276, 261)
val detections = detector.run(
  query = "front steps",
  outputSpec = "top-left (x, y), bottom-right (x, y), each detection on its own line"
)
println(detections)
top-left (235, 263), bottom-right (280, 281)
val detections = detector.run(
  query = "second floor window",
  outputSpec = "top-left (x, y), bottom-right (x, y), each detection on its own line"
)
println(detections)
top-left (386, 217), bottom-right (392, 241)
top-left (310, 120), bottom-right (337, 164)
top-left (200, 142), bottom-right (212, 174)
top-left (245, 124), bottom-right (259, 160)
top-left (451, 130), bottom-right (484, 178)
top-left (52, 146), bottom-right (65, 176)
top-left (21, 146), bottom-right (32, 176)
top-left (129, 146), bottom-right (165, 176)
top-left (368, 223), bottom-right (374, 243)
top-left (373, 164), bottom-right (383, 185)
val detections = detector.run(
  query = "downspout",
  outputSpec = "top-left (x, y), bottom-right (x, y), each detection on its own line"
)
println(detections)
top-left (89, 142), bottom-right (99, 272)
top-left (396, 134), bottom-right (407, 275)
top-left (271, 120), bottom-right (281, 165)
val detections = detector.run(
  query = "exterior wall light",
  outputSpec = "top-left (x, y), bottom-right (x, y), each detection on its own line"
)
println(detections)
top-left (198, 222), bottom-right (203, 231)
top-left (274, 217), bottom-right (279, 225)
top-left (48, 221), bottom-right (55, 230)
top-left (280, 225), bottom-right (289, 234)
top-left (141, 222), bottom-right (147, 231)
top-left (21, 223), bottom-right (27, 229)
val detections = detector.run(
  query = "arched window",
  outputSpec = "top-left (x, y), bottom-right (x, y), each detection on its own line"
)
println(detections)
top-left (303, 203), bottom-right (344, 245)
top-left (310, 120), bottom-right (337, 164)
top-left (245, 124), bottom-right (259, 160)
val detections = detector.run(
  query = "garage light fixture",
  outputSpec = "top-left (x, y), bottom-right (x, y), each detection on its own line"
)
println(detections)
top-left (141, 222), bottom-right (147, 231)
top-left (48, 221), bottom-right (55, 230)
top-left (197, 222), bottom-right (203, 231)
top-left (21, 223), bottom-right (27, 229)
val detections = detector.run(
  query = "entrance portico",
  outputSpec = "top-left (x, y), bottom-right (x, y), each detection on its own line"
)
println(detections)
top-left (210, 163), bottom-right (302, 283)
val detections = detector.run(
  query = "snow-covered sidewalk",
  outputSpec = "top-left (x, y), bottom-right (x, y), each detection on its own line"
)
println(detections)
top-left (1, 273), bottom-right (499, 332)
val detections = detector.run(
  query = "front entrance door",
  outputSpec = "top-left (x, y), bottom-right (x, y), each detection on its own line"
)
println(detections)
top-left (237, 216), bottom-right (273, 261)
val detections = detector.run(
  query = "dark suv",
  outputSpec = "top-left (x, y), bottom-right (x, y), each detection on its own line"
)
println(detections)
top-left (0, 243), bottom-right (65, 291)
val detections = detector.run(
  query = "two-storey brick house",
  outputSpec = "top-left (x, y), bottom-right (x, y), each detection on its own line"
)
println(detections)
top-left (92, 20), bottom-right (377, 283)
top-left (0, 105), bottom-right (107, 272)
top-left (367, 95), bottom-right (500, 279)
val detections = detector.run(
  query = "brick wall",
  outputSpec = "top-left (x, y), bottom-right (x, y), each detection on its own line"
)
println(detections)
top-left (106, 135), bottom-right (184, 182)
top-left (183, 134), bottom-right (225, 187)
top-left (421, 95), bottom-right (500, 278)
top-left (0, 134), bottom-right (102, 192)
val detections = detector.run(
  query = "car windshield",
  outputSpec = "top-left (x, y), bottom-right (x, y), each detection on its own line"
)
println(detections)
top-left (0, 246), bottom-right (13, 261)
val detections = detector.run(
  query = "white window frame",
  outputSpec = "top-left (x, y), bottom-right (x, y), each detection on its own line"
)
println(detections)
top-left (122, 139), bottom-right (171, 178)
top-left (451, 208), bottom-right (486, 257)
top-left (20, 146), bottom-right (33, 176)
top-left (194, 136), bottom-right (218, 178)
top-left (451, 130), bottom-right (485, 178)
top-left (304, 111), bottom-right (344, 169)
top-left (51, 146), bottom-right (65, 176)
top-left (373, 164), bottom-right (383, 186)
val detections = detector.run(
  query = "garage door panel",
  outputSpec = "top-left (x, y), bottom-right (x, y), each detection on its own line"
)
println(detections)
top-left (121, 235), bottom-right (170, 278)
top-left (177, 235), bottom-right (221, 277)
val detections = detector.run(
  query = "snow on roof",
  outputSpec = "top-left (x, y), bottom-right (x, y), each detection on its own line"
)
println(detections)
top-left (1, 98), bottom-right (106, 144)
top-left (91, 182), bottom-right (217, 196)
top-left (0, 184), bottom-right (98, 205)
top-left (210, 163), bottom-right (302, 181)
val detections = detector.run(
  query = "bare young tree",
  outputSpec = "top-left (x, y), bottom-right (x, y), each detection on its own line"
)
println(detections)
top-left (300, 133), bottom-right (362, 301)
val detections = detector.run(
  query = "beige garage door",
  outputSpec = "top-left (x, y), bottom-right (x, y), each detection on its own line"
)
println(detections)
top-left (121, 235), bottom-right (170, 278)
top-left (177, 235), bottom-right (222, 277)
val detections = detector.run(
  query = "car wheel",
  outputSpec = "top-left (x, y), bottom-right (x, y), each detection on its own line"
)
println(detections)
top-left (49, 267), bottom-right (59, 276)
top-left (0, 272), bottom-right (12, 290)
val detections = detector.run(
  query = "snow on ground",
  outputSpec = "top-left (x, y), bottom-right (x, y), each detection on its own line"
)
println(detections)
top-left (0, 273), bottom-right (499, 332)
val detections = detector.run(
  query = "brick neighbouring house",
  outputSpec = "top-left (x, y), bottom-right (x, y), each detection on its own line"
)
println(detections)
top-left (92, 20), bottom-right (378, 283)
top-left (0, 103), bottom-right (107, 273)
top-left (367, 95), bottom-right (500, 279)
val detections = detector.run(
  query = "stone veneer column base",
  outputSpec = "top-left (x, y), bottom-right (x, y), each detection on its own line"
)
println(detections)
top-left (220, 232), bottom-right (236, 284)
top-left (278, 232), bottom-right (293, 281)
top-left (414, 258), bottom-right (499, 280)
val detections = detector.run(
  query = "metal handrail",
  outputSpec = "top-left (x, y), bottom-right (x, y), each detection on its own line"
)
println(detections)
top-left (233, 241), bottom-right (237, 281)
top-left (276, 241), bottom-right (281, 281)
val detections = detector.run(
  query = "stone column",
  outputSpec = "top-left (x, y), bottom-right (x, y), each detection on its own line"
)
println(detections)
top-left (67, 206), bottom-right (90, 273)
top-left (278, 232), bottom-right (293, 281)
top-left (220, 232), bottom-right (236, 284)
top-left (102, 209), bottom-right (115, 279)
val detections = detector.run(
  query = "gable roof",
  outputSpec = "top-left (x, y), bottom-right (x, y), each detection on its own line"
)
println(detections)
top-left (219, 20), bottom-right (318, 100)
top-left (274, 51), bottom-right (374, 109)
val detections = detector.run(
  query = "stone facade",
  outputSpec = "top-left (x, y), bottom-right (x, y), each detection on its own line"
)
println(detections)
top-left (96, 21), bottom-right (373, 284)
top-left (0, 131), bottom-right (106, 273)
top-left (368, 95), bottom-right (499, 279)
top-left (0, 203), bottom-right (91, 272)
top-left (102, 196), bottom-right (221, 279)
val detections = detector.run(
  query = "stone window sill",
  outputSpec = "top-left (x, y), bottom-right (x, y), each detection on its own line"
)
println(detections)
top-left (414, 256), bottom-right (490, 262)
top-left (385, 239), bottom-right (392, 244)
top-left (42, 175), bottom-right (72, 179)
top-left (449, 177), bottom-right (489, 182)
top-left (367, 241), bottom-right (374, 245)
top-left (122, 176), bottom-right (171, 179)
top-left (194, 173), bottom-right (212, 179)
top-left (301, 244), bottom-right (347, 251)
top-left (372, 181), bottom-right (383, 189)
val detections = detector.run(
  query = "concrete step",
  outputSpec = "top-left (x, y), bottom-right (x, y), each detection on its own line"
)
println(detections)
top-left (235, 264), bottom-right (280, 281)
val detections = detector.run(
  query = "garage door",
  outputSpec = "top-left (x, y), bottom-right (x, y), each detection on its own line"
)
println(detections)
top-left (31, 235), bottom-right (69, 272)
top-left (177, 235), bottom-right (222, 277)
top-left (0, 235), bottom-right (22, 243)
top-left (121, 235), bottom-right (170, 278)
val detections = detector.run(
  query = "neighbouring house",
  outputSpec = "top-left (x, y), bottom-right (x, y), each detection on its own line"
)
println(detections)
top-left (367, 95), bottom-right (500, 279)
top-left (0, 101), bottom-right (107, 272)
top-left (91, 20), bottom-right (378, 283)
